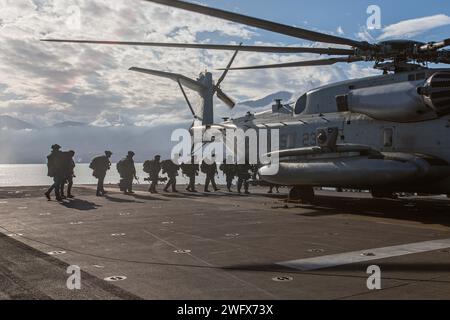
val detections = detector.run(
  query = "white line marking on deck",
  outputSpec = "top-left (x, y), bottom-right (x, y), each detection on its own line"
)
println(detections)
top-left (277, 238), bottom-right (450, 271)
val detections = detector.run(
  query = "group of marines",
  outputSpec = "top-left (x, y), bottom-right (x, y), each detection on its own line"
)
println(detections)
top-left (45, 144), bottom-right (277, 201)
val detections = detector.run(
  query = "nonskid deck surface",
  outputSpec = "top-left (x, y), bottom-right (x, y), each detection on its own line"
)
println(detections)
top-left (1, 185), bottom-right (450, 300)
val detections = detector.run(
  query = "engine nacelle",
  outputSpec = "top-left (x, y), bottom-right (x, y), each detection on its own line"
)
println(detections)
top-left (337, 72), bottom-right (450, 122)
top-left (418, 72), bottom-right (450, 116)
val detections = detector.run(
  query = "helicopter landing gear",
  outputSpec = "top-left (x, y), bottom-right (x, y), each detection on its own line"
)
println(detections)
top-left (371, 189), bottom-right (398, 199)
top-left (289, 186), bottom-right (315, 203)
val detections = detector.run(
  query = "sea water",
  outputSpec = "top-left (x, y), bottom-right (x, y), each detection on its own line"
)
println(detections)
top-left (0, 164), bottom-right (226, 187)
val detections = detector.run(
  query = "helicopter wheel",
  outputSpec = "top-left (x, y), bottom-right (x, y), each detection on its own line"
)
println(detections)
top-left (289, 186), bottom-right (315, 203)
top-left (371, 189), bottom-right (398, 199)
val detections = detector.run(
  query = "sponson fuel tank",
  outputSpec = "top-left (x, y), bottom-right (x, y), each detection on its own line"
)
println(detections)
top-left (259, 153), bottom-right (450, 187)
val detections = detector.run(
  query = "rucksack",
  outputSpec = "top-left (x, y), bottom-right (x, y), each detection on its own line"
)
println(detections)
top-left (143, 160), bottom-right (152, 174)
top-left (200, 161), bottom-right (208, 174)
top-left (89, 157), bottom-right (99, 170)
top-left (47, 151), bottom-right (64, 177)
top-left (160, 160), bottom-right (169, 174)
top-left (116, 159), bottom-right (125, 175)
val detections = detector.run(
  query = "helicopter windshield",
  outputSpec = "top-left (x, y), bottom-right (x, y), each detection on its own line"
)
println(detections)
top-left (294, 93), bottom-right (307, 114)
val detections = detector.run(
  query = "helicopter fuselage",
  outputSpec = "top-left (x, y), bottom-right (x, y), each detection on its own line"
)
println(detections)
top-left (224, 68), bottom-right (450, 194)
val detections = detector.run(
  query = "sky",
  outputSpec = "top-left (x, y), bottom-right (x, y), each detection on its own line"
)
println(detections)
top-left (0, 0), bottom-right (450, 128)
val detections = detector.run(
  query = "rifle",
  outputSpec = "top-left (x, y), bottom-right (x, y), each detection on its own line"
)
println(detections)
top-left (144, 177), bottom-right (168, 183)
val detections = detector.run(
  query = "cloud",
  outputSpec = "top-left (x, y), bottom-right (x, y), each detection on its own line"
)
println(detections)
top-left (0, 0), bottom-right (377, 132)
top-left (378, 14), bottom-right (450, 40)
top-left (0, 0), bottom-right (386, 163)
top-left (355, 26), bottom-right (376, 43)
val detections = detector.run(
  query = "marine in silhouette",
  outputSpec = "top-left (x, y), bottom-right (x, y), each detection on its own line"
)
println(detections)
top-left (90, 151), bottom-right (112, 197)
top-left (45, 144), bottom-right (64, 201)
top-left (219, 160), bottom-right (236, 192)
top-left (117, 151), bottom-right (137, 194)
top-left (201, 155), bottom-right (220, 192)
top-left (237, 163), bottom-right (252, 194)
top-left (162, 159), bottom-right (180, 193)
top-left (143, 155), bottom-right (162, 194)
top-left (181, 156), bottom-right (199, 192)
top-left (60, 150), bottom-right (76, 198)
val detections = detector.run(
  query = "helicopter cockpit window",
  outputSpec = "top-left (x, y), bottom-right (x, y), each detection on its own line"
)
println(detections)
top-left (294, 94), bottom-right (307, 114)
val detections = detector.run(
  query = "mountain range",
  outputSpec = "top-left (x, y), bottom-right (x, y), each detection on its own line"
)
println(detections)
top-left (0, 115), bottom-right (37, 130)
top-left (0, 91), bottom-right (293, 164)
top-left (239, 91), bottom-right (293, 109)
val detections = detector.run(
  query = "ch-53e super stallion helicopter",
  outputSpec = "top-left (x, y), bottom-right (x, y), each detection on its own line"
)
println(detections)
top-left (42, 0), bottom-right (450, 202)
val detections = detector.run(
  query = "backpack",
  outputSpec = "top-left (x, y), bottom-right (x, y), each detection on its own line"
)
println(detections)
top-left (200, 161), bottom-right (208, 174)
top-left (160, 160), bottom-right (169, 175)
top-left (47, 151), bottom-right (64, 177)
top-left (143, 160), bottom-right (152, 174)
top-left (116, 159), bottom-right (125, 175)
top-left (89, 157), bottom-right (99, 170)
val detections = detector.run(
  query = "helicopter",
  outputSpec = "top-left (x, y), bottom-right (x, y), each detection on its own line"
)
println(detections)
top-left (42, 0), bottom-right (450, 202)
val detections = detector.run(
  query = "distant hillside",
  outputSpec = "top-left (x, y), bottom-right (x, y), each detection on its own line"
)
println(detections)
top-left (52, 121), bottom-right (87, 128)
top-left (0, 89), bottom-right (295, 164)
top-left (239, 91), bottom-right (293, 108)
top-left (0, 115), bottom-right (37, 130)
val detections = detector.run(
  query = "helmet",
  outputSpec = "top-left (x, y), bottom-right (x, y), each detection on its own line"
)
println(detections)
top-left (51, 144), bottom-right (61, 150)
top-left (105, 150), bottom-right (113, 156)
top-left (128, 151), bottom-right (135, 157)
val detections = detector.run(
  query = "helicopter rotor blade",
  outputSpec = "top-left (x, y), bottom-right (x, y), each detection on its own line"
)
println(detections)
top-left (419, 38), bottom-right (450, 51)
top-left (143, 0), bottom-right (371, 49)
top-left (215, 43), bottom-right (241, 89)
top-left (40, 39), bottom-right (355, 55)
top-left (216, 87), bottom-right (236, 109)
top-left (129, 67), bottom-right (207, 92)
top-left (218, 57), bottom-right (364, 70)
